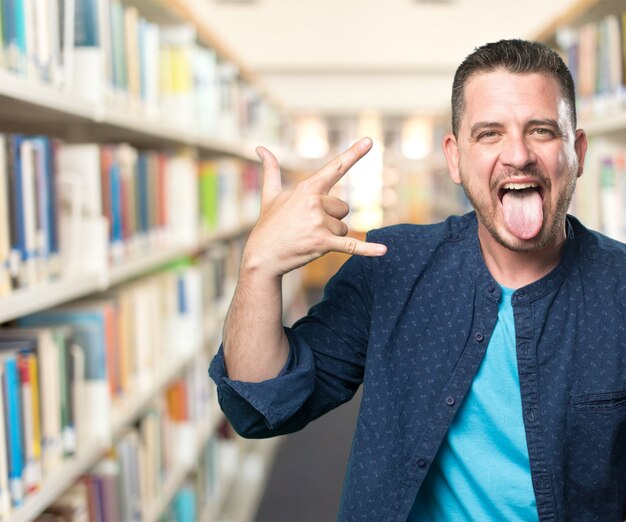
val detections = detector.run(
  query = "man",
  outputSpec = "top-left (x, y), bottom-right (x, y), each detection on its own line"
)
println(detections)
top-left (209, 40), bottom-right (626, 520)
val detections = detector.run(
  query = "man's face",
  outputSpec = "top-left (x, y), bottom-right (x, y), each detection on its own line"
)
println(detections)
top-left (443, 70), bottom-right (587, 253)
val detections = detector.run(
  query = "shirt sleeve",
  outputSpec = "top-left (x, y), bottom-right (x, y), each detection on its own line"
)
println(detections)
top-left (208, 327), bottom-right (316, 436)
top-left (208, 250), bottom-right (375, 438)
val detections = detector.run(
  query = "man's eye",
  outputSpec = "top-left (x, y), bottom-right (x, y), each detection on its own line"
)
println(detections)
top-left (478, 131), bottom-right (499, 139)
top-left (532, 128), bottom-right (555, 137)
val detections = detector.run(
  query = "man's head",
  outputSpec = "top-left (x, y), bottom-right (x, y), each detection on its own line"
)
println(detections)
top-left (451, 39), bottom-right (577, 138)
top-left (443, 39), bottom-right (587, 256)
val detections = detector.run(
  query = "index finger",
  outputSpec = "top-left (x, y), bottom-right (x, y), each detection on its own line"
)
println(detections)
top-left (310, 137), bottom-right (373, 193)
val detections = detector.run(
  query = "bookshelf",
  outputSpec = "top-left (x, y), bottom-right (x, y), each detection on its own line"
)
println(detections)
top-left (0, 0), bottom-right (306, 521)
top-left (534, 0), bottom-right (626, 243)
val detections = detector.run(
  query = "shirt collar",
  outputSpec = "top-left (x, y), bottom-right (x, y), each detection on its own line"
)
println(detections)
top-left (459, 212), bottom-right (577, 304)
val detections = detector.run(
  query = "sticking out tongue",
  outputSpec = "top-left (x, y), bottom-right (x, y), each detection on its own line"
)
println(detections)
top-left (502, 188), bottom-right (543, 240)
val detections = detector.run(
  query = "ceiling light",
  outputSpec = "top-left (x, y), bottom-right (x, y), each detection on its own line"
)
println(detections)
top-left (401, 117), bottom-right (433, 160)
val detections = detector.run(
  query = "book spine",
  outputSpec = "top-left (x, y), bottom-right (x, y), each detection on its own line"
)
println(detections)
top-left (0, 365), bottom-right (11, 517)
top-left (12, 0), bottom-right (27, 73)
top-left (4, 355), bottom-right (24, 507)
top-left (17, 351), bottom-right (40, 493)
top-left (0, 135), bottom-right (11, 296)
top-left (74, 0), bottom-right (99, 47)
top-left (20, 139), bottom-right (37, 287)
top-left (47, 140), bottom-right (60, 277)
top-left (9, 135), bottom-right (25, 289)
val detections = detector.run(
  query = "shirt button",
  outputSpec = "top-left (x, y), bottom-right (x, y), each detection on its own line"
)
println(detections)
top-left (445, 396), bottom-right (455, 406)
top-left (417, 458), bottom-right (427, 468)
top-left (474, 332), bottom-right (484, 343)
top-left (487, 283), bottom-right (495, 293)
top-left (527, 410), bottom-right (536, 422)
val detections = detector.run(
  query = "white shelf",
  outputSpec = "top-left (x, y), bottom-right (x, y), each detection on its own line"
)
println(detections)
top-left (0, 69), bottom-right (96, 120)
top-left (107, 242), bottom-right (201, 287)
top-left (111, 347), bottom-right (202, 439)
top-left (214, 438), bottom-right (281, 522)
top-left (581, 110), bottom-right (626, 138)
top-left (0, 69), bottom-right (304, 169)
top-left (0, 223), bottom-right (254, 324)
top-left (0, 272), bottom-right (106, 324)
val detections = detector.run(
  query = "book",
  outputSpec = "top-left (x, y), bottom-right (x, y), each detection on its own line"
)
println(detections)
top-left (0, 135), bottom-right (12, 295)
top-left (123, 5), bottom-right (139, 102)
top-left (0, 361), bottom-right (12, 517)
top-left (171, 484), bottom-right (196, 522)
top-left (116, 431), bottom-right (142, 521)
top-left (0, 344), bottom-right (26, 507)
top-left (89, 458), bottom-right (121, 522)
top-left (72, 0), bottom-right (104, 103)
top-left (15, 348), bottom-right (42, 496)
top-left (159, 25), bottom-right (196, 128)
top-left (31, 136), bottom-right (60, 283)
top-left (165, 152), bottom-right (198, 247)
top-left (18, 305), bottom-right (112, 445)
top-left (19, 138), bottom-right (37, 287)
top-left (55, 142), bottom-right (108, 276)
top-left (8, 134), bottom-right (26, 289)
top-left (0, 327), bottom-right (78, 473)
top-left (198, 160), bottom-right (219, 234)
top-left (9, 0), bottom-right (27, 74)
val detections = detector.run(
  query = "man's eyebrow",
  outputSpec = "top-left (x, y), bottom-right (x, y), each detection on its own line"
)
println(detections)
top-left (470, 122), bottom-right (504, 136)
top-left (527, 118), bottom-right (563, 132)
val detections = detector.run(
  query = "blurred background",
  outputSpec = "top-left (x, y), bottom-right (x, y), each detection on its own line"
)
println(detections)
top-left (1, 0), bottom-right (625, 521)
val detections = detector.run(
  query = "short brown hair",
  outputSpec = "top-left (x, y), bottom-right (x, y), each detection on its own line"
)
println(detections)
top-left (451, 39), bottom-right (577, 136)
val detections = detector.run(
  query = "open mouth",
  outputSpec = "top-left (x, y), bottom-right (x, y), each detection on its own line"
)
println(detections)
top-left (497, 180), bottom-right (546, 240)
top-left (498, 182), bottom-right (544, 203)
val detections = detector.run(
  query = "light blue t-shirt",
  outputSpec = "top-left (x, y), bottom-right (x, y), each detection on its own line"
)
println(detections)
top-left (408, 287), bottom-right (538, 520)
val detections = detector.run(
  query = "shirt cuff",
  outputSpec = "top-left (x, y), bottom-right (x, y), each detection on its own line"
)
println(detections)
top-left (208, 327), bottom-right (315, 430)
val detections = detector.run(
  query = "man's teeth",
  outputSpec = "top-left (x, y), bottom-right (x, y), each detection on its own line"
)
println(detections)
top-left (503, 182), bottom-right (539, 190)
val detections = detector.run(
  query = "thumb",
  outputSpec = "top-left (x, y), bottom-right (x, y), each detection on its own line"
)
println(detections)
top-left (257, 146), bottom-right (282, 211)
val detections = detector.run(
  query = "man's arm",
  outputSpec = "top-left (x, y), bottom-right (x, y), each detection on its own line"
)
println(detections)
top-left (222, 137), bottom-right (387, 383)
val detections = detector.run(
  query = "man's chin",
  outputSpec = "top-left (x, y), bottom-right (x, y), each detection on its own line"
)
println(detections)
top-left (494, 234), bottom-right (546, 253)
top-left (491, 224), bottom-right (560, 253)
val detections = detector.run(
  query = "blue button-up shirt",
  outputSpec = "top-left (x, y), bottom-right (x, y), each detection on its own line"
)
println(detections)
top-left (209, 212), bottom-right (626, 521)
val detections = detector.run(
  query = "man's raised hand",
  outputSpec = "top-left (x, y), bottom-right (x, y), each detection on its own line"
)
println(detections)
top-left (242, 137), bottom-right (388, 279)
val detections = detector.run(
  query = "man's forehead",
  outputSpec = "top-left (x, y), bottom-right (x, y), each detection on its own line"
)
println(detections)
top-left (460, 71), bottom-right (568, 127)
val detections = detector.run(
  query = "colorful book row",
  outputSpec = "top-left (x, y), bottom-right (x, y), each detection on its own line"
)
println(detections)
top-left (571, 140), bottom-right (626, 242)
top-left (35, 367), bottom-right (219, 522)
top-left (557, 12), bottom-right (626, 115)
top-left (0, 0), bottom-right (281, 143)
top-left (0, 133), bottom-right (261, 297)
top-left (0, 246), bottom-right (237, 518)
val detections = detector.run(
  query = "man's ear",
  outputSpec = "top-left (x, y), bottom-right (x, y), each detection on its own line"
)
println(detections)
top-left (443, 133), bottom-right (461, 185)
top-left (574, 129), bottom-right (588, 178)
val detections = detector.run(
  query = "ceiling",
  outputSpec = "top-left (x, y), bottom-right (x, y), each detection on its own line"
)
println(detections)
top-left (201, 0), bottom-right (579, 117)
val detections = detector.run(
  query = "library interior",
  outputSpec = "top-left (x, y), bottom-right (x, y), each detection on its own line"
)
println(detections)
top-left (0, 0), bottom-right (624, 520)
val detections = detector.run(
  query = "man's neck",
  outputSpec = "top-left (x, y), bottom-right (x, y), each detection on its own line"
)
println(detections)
top-left (477, 223), bottom-right (566, 290)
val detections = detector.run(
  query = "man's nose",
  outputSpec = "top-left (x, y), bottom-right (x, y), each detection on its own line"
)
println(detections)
top-left (499, 135), bottom-right (537, 170)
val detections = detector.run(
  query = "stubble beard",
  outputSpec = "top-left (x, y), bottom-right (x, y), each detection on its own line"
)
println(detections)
top-left (459, 165), bottom-right (578, 253)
